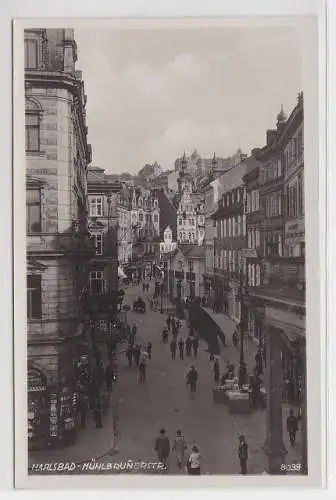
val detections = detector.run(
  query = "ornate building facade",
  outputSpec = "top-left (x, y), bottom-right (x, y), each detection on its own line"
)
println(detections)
top-left (25, 29), bottom-right (93, 446)
top-left (26, 28), bottom-right (92, 381)
top-left (176, 185), bottom-right (205, 245)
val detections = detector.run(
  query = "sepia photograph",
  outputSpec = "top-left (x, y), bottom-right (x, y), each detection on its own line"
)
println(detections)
top-left (12, 14), bottom-right (323, 488)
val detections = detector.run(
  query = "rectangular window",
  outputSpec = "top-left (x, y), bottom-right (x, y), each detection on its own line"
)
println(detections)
top-left (89, 197), bottom-right (103, 217)
top-left (25, 113), bottom-right (40, 152)
top-left (256, 229), bottom-right (260, 248)
top-left (247, 193), bottom-right (251, 213)
top-left (232, 217), bottom-right (236, 237)
top-left (24, 39), bottom-right (38, 69)
top-left (89, 271), bottom-right (105, 295)
top-left (27, 275), bottom-right (42, 319)
top-left (26, 188), bottom-right (41, 233)
top-left (248, 230), bottom-right (252, 249)
top-left (255, 191), bottom-right (260, 211)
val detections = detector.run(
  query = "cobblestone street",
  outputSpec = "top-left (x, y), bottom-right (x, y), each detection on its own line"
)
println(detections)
top-left (97, 284), bottom-right (302, 475)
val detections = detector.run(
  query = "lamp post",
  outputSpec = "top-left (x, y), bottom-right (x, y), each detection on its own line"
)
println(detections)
top-left (160, 282), bottom-right (164, 314)
top-left (238, 269), bottom-right (247, 388)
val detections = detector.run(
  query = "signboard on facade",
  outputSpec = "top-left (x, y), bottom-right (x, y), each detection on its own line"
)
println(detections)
top-left (241, 248), bottom-right (258, 258)
top-left (28, 369), bottom-right (47, 393)
top-left (285, 218), bottom-right (305, 235)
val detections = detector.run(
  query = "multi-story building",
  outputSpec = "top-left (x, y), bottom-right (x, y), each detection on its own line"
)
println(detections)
top-left (211, 154), bottom-right (260, 322)
top-left (283, 92), bottom-right (304, 258)
top-left (25, 29), bottom-right (93, 446)
top-left (250, 95), bottom-right (306, 473)
top-left (159, 226), bottom-right (177, 259)
top-left (87, 168), bottom-right (121, 299)
top-left (176, 185), bottom-right (205, 245)
top-left (166, 245), bottom-right (205, 301)
top-left (242, 163), bottom-right (264, 344)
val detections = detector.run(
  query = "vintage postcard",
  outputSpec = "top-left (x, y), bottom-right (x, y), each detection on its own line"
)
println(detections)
top-left (13, 15), bottom-right (324, 488)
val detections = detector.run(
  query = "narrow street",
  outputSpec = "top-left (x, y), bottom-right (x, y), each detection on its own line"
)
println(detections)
top-left (97, 283), bottom-right (302, 475)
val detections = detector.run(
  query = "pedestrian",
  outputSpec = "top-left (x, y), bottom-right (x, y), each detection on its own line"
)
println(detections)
top-left (192, 337), bottom-right (199, 358)
top-left (126, 344), bottom-right (133, 368)
top-left (167, 315), bottom-right (171, 331)
top-left (162, 327), bottom-right (169, 343)
top-left (172, 324), bottom-right (178, 340)
top-left (78, 392), bottom-right (88, 429)
top-left (170, 338), bottom-right (177, 360)
top-left (133, 344), bottom-right (141, 367)
top-left (186, 337), bottom-right (192, 357)
top-left (178, 338), bottom-right (185, 360)
top-left (132, 323), bottom-right (137, 340)
top-left (255, 349), bottom-right (263, 375)
top-left (238, 362), bottom-right (247, 389)
top-left (105, 360), bottom-right (114, 391)
top-left (94, 345), bottom-right (102, 367)
top-left (93, 396), bottom-right (103, 429)
top-left (154, 428), bottom-right (170, 467)
top-left (238, 435), bottom-right (248, 475)
top-left (186, 366), bottom-right (198, 394)
top-left (213, 359), bottom-right (220, 385)
top-left (187, 445), bottom-right (201, 475)
top-left (171, 316), bottom-right (176, 331)
top-left (172, 430), bottom-right (188, 470)
top-left (232, 330), bottom-right (239, 348)
top-left (147, 340), bottom-right (152, 360)
top-left (139, 358), bottom-right (147, 384)
top-left (176, 319), bottom-right (181, 330)
top-left (286, 409), bottom-right (299, 447)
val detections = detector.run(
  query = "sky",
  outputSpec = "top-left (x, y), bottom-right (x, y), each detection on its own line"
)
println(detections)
top-left (75, 25), bottom-right (303, 175)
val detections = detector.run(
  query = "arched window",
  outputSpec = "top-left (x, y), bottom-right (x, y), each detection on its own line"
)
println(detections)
top-left (228, 218), bottom-right (232, 236)
top-left (232, 217), bottom-right (236, 237)
top-left (232, 191), bottom-right (235, 204)
top-left (25, 97), bottom-right (43, 153)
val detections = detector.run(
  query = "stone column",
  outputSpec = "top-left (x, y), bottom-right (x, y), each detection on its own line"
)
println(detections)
top-left (263, 325), bottom-right (288, 474)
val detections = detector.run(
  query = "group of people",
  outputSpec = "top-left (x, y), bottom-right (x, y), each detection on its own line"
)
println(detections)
top-left (124, 323), bottom-right (152, 385)
top-left (154, 428), bottom-right (201, 475)
top-left (154, 428), bottom-right (250, 476)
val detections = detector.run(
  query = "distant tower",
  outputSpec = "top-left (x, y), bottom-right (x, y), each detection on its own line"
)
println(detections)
top-left (276, 104), bottom-right (287, 129)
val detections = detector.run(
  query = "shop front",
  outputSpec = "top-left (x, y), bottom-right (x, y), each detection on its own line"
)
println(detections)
top-left (28, 368), bottom-right (49, 450)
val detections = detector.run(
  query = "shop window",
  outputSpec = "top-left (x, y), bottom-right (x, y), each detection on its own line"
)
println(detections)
top-left (89, 196), bottom-right (103, 217)
top-left (27, 275), bottom-right (42, 319)
top-left (26, 188), bottom-right (41, 233)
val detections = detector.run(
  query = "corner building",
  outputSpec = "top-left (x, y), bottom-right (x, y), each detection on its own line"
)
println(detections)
top-left (25, 29), bottom-right (92, 446)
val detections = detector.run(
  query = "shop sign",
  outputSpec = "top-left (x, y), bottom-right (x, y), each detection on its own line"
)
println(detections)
top-left (285, 218), bottom-right (304, 236)
top-left (28, 369), bottom-right (47, 393)
top-left (241, 248), bottom-right (258, 258)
